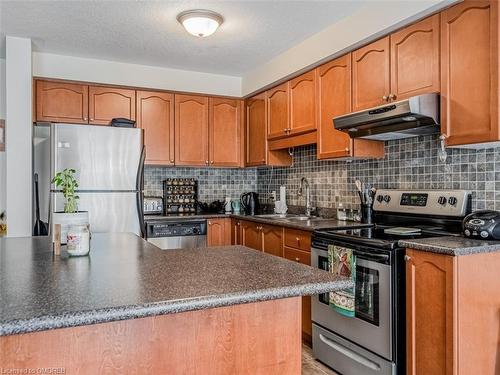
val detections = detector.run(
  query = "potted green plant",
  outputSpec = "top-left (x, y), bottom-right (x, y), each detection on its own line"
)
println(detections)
top-left (51, 168), bottom-right (89, 244)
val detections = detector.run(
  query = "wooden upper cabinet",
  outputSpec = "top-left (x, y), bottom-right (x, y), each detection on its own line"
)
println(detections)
top-left (352, 36), bottom-right (391, 111)
top-left (441, 0), bottom-right (499, 146)
top-left (88, 86), bottom-right (135, 125)
top-left (316, 55), bottom-right (352, 159)
top-left (209, 98), bottom-right (242, 167)
top-left (261, 224), bottom-right (283, 258)
top-left (35, 80), bottom-right (89, 124)
top-left (406, 249), bottom-right (456, 375)
top-left (266, 82), bottom-right (290, 139)
top-left (391, 14), bottom-right (440, 101)
top-left (174, 94), bottom-right (209, 166)
top-left (246, 93), bottom-right (267, 166)
top-left (289, 71), bottom-right (317, 135)
top-left (136, 91), bottom-right (174, 166)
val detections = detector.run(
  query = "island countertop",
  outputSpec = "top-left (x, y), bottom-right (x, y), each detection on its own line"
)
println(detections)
top-left (0, 233), bottom-right (349, 336)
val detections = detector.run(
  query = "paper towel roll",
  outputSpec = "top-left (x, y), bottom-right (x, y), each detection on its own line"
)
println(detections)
top-left (280, 186), bottom-right (286, 204)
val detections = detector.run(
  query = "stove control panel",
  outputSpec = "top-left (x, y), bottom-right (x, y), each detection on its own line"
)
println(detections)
top-left (374, 189), bottom-right (471, 217)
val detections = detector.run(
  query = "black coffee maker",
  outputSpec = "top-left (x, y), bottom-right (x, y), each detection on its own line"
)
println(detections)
top-left (240, 192), bottom-right (260, 215)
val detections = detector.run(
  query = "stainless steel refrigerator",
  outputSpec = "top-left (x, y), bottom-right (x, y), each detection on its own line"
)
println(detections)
top-left (33, 123), bottom-right (145, 236)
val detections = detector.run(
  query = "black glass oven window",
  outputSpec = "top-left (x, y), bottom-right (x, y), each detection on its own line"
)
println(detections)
top-left (355, 265), bottom-right (380, 326)
top-left (318, 255), bottom-right (330, 305)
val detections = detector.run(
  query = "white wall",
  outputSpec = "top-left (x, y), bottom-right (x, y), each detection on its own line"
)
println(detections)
top-left (241, 0), bottom-right (457, 96)
top-left (5, 37), bottom-right (32, 237)
top-left (0, 58), bottom-right (6, 215)
top-left (33, 52), bottom-right (242, 97)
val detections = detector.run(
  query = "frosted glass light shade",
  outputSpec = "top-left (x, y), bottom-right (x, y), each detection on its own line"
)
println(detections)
top-left (177, 10), bottom-right (223, 37)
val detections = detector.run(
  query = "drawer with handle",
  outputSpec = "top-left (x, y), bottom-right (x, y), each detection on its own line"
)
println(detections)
top-left (284, 247), bottom-right (310, 266)
top-left (284, 228), bottom-right (311, 251)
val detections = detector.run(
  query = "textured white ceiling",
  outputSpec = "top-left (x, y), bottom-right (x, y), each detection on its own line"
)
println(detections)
top-left (0, 0), bottom-right (366, 76)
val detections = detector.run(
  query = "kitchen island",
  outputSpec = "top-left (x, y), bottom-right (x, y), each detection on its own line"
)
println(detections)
top-left (0, 233), bottom-right (348, 374)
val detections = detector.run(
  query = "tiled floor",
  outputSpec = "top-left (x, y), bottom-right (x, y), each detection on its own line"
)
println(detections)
top-left (302, 344), bottom-right (339, 375)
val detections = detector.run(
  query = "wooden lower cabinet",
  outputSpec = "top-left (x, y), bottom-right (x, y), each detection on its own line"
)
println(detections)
top-left (261, 224), bottom-right (283, 257)
top-left (207, 218), bottom-right (231, 247)
top-left (406, 248), bottom-right (500, 375)
top-left (240, 220), bottom-right (263, 251)
top-left (284, 246), bottom-right (312, 344)
top-left (231, 219), bottom-right (242, 245)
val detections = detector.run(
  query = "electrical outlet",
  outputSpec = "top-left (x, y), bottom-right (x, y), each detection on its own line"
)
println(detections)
top-left (271, 191), bottom-right (277, 201)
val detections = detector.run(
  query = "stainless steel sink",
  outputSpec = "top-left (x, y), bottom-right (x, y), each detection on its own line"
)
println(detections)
top-left (284, 216), bottom-right (312, 221)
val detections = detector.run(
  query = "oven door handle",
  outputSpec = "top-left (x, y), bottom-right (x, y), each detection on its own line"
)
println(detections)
top-left (319, 333), bottom-right (382, 371)
top-left (354, 252), bottom-right (390, 263)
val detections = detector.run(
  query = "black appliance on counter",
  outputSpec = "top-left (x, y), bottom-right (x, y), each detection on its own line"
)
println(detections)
top-left (463, 210), bottom-right (500, 240)
top-left (311, 189), bottom-right (472, 375)
top-left (241, 192), bottom-right (260, 215)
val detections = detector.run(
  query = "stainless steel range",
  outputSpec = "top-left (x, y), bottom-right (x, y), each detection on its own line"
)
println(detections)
top-left (311, 189), bottom-right (472, 375)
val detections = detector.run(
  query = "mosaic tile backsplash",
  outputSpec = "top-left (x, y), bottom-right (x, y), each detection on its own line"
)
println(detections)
top-left (257, 134), bottom-right (500, 211)
top-left (144, 167), bottom-right (258, 203)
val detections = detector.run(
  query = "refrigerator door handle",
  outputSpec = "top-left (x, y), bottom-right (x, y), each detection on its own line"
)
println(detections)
top-left (136, 145), bottom-right (146, 238)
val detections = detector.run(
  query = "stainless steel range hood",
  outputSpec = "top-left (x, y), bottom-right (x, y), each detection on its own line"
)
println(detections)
top-left (334, 93), bottom-right (440, 141)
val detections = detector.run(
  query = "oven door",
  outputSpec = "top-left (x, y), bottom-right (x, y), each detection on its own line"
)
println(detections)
top-left (312, 244), bottom-right (392, 361)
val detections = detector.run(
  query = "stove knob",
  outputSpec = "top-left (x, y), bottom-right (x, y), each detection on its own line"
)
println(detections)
top-left (377, 195), bottom-right (384, 203)
top-left (448, 197), bottom-right (457, 206)
top-left (464, 229), bottom-right (471, 236)
top-left (383, 195), bottom-right (391, 203)
top-left (438, 196), bottom-right (447, 205)
top-left (480, 231), bottom-right (489, 238)
top-left (192, 227), bottom-right (199, 234)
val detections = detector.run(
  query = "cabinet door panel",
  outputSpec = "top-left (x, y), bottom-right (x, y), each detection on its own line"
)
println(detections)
top-left (284, 247), bottom-right (312, 341)
top-left (136, 91), bottom-right (174, 166)
top-left (261, 224), bottom-right (283, 258)
top-left (316, 55), bottom-right (352, 159)
top-left (246, 93), bottom-right (267, 166)
top-left (352, 37), bottom-right (391, 111)
top-left (240, 221), bottom-right (262, 251)
top-left (266, 83), bottom-right (290, 139)
top-left (207, 218), bottom-right (230, 246)
top-left (89, 86), bottom-right (136, 125)
top-left (406, 249), bottom-right (456, 375)
top-left (441, 0), bottom-right (499, 146)
top-left (391, 14), bottom-right (440, 100)
top-left (231, 220), bottom-right (242, 245)
top-left (174, 94), bottom-right (209, 166)
top-left (36, 80), bottom-right (88, 124)
top-left (210, 98), bottom-right (242, 167)
top-left (289, 71), bottom-right (316, 135)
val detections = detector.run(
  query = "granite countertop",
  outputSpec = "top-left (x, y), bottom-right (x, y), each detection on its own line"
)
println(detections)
top-left (145, 213), bottom-right (366, 232)
top-left (399, 236), bottom-right (500, 256)
top-left (0, 233), bottom-right (350, 336)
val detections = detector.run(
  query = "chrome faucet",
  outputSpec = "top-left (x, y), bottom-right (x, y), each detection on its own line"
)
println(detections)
top-left (298, 177), bottom-right (314, 217)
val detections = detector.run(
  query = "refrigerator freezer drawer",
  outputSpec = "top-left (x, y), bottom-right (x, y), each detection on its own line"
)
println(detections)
top-left (52, 192), bottom-right (140, 235)
top-left (312, 324), bottom-right (396, 375)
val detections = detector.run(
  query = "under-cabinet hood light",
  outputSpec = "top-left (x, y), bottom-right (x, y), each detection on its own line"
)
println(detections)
top-left (177, 10), bottom-right (223, 37)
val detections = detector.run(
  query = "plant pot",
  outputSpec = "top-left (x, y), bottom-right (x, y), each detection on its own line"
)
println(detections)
top-left (52, 211), bottom-right (89, 244)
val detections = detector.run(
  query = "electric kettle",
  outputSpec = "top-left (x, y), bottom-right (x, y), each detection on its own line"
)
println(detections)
top-left (240, 192), bottom-right (260, 215)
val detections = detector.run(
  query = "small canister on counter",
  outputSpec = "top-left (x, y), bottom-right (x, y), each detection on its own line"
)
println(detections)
top-left (66, 225), bottom-right (91, 256)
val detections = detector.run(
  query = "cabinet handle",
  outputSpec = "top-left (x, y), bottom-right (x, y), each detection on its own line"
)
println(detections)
top-left (170, 159), bottom-right (174, 163)
top-left (83, 117), bottom-right (88, 121)
top-left (210, 161), bottom-right (214, 164)
top-left (404, 255), bottom-right (411, 262)
top-left (283, 128), bottom-right (288, 133)
top-left (296, 237), bottom-right (300, 241)
top-left (382, 95), bottom-right (388, 101)
top-left (237, 222), bottom-right (241, 226)
top-left (205, 160), bottom-right (209, 164)
top-left (295, 257), bottom-right (300, 262)
top-left (90, 117), bottom-right (94, 121)
top-left (388, 93), bottom-right (396, 101)
top-left (208, 221), bottom-right (212, 225)
top-left (345, 147), bottom-right (350, 152)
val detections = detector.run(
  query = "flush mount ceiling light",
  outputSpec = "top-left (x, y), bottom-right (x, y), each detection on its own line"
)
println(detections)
top-left (177, 9), bottom-right (223, 37)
